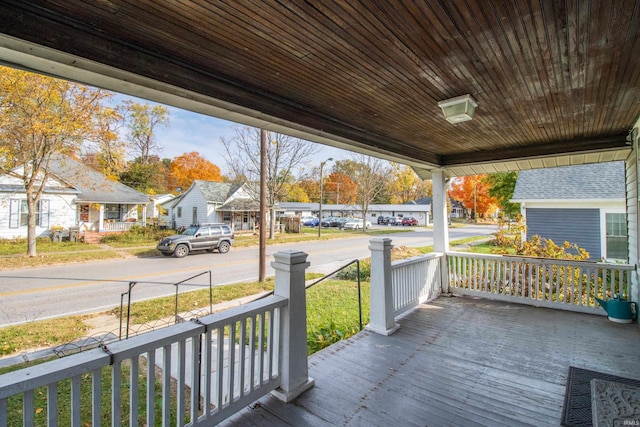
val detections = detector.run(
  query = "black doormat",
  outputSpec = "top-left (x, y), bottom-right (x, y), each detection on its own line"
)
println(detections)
top-left (561, 366), bottom-right (640, 427)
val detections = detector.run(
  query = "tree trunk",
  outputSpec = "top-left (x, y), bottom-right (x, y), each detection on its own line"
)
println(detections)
top-left (26, 193), bottom-right (38, 257)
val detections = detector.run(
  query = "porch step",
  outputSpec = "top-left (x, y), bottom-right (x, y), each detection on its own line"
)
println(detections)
top-left (82, 231), bottom-right (101, 244)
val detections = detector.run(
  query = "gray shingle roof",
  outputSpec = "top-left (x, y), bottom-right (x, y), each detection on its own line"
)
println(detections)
top-left (512, 162), bottom-right (625, 200)
top-left (217, 198), bottom-right (260, 212)
top-left (195, 181), bottom-right (243, 203)
top-left (48, 156), bottom-right (149, 203)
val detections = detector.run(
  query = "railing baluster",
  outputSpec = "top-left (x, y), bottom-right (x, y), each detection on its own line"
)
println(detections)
top-left (268, 309), bottom-right (275, 381)
top-left (162, 344), bottom-right (171, 425)
top-left (248, 315), bottom-right (256, 394)
top-left (239, 318), bottom-right (247, 398)
top-left (216, 326), bottom-right (224, 411)
top-left (130, 356), bottom-right (139, 426)
top-left (23, 389), bottom-right (34, 426)
top-left (177, 339), bottom-right (186, 427)
top-left (203, 331), bottom-right (212, 418)
top-left (146, 349), bottom-right (155, 427)
top-left (112, 361), bottom-right (122, 426)
top-left (258, 313), bottom-right (265, 385)
top-left (49, 382), bottom-right (59, 427)
top-left (190, 335), bottom-right (200, 423)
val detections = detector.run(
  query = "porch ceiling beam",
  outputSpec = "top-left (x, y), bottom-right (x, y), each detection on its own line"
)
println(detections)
top-left (440, 134), bottom-right (631, 167)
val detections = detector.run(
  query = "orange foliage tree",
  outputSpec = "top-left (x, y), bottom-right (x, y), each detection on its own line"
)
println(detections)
top-left (324, 171), bottom-right (357, 204)
top-left (169, 152), bottom-right (222, 191)
top-left (449, 175), bottom-right (498, 218)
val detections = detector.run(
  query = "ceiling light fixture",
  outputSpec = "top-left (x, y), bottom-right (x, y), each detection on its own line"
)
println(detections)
top-left (437, 94), bottom-right (477, 124)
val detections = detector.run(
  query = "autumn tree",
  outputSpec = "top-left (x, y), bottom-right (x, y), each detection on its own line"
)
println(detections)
top-left (297, 179), bottom-right (319, 202)
top-left (88, 105), bottom-right (127, 179)
top-left (345, 154), bottom-right (389, 232)
top-left (483, 172), bottom-right (520, 218)
top-left (119, 156), bottom-right (170, 194)
top-left (0, 66), bottom-right (113, 256)
top-left (323, 171), bottom-right (357, 204)
top-left (222, 126), bottom-right (319, 238)
top-left (123, 101), bottom-right (169, 163)
top-left (388, 164), bottom-right (432, 204)
top-left (169, 151), bottom-right (222, 191)
top-left (282, 183), bottom-right (310, 202)
top-left (449, 175), bottom-right (498, 219)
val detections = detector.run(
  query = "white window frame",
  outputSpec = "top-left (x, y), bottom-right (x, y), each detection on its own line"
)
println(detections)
top-left (9, 198), bottom-right (50, 228)
top-left (600, 208), bottom-right (628, 261)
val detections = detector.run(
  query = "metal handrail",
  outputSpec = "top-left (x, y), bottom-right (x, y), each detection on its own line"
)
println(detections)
top-left (119, 281), bottom-right (136, 340)
top-left (174, 270), bottom-right (213, 323)
top-left (307, 259), bottom-right (363, 331)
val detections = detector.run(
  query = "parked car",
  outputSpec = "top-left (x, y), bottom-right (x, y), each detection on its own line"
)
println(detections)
top-left (343, 218), bottom-right (372, 230)
top-left (157, 223), bottom-right (234, 258)
top-left (330, 217), bottom-right (350, 228)
top-left (303, 217), bottom-right (319, 226)
top-left (377, 216), bottom-right (388, 224)
top-left (401, 217), bottom-right (419, 226)
top-left (387, 216), bottom-right (402, 225)
top-left (320, 217), bottom-right (337, 227)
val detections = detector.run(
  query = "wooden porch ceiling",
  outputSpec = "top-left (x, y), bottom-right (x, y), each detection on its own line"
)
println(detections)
top-left (0, 1), bottom-right (638, 176)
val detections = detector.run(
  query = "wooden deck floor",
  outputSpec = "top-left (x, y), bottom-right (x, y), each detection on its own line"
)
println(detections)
top-left (221, 295), bottom-right (640, 426)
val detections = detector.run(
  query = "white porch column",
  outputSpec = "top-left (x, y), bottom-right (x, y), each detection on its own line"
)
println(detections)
top-left (141, 204), bottom-right (147, 227)
top-left (98, 204), bottom-right (105, 232)
top-left (366, 238), bottom-right (400, 335)
top-left (271, 250), bottom-right (315, 402)
top-left (432, 169), bottom-right (451, 293)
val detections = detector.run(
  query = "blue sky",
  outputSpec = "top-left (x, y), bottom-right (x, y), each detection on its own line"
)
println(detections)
top-left (116, 95), bottom-right (354, 174)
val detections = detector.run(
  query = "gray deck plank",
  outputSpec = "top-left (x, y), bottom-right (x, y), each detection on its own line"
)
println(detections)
top-left (221, 295), bottom-right (640, 426)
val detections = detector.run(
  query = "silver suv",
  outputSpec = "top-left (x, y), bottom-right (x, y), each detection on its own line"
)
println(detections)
top-left (157, 223), bottom-right (235, 258)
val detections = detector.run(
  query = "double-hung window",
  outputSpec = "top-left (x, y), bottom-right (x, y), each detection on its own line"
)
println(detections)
top-left (9, 199), bottom-right (50, 228)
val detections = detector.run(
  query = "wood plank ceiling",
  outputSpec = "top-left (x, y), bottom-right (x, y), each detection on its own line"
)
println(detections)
top-left (0, 1), bottom-right (638, 177)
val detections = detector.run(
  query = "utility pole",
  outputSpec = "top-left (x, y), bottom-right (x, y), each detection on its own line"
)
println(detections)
top-left (259, 129), bottom-right (267, 282)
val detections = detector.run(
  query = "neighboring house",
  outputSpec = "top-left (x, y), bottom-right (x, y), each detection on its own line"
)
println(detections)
top-left (511, 162), bottom-right (627, 261)
top-left (0, 156), bottom-right (149, 239)
top-left (146, 194), bottom-right (174, 226)
top-left (160, 181), bottom-right (259, 231)
top-left (276, 202), bottom-right (432, 226)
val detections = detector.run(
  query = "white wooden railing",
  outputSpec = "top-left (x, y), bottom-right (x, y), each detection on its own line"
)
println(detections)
top-left (103, 221), bottom-right (138, 232)
top-left (447, 252), bottom-right (636, 314)
top-left (391, 253), bottom-right (442, 316)
top-left (0, 296), bottom-right (286, 426)
top-left (0, 250), bottom-right (314, 427)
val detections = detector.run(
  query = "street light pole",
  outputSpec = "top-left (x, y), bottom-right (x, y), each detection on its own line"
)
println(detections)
top-left (318, 157), bottom-right (333, 238)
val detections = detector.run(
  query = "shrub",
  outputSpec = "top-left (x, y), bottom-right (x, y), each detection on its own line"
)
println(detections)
top-left (336, 259), bottom-right (371, 281)
top-left (100, 225), bottom-right (174, 244)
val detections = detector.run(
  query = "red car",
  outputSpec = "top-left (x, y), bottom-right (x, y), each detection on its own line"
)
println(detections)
top-left (401, 217), bottom-right (418, 226)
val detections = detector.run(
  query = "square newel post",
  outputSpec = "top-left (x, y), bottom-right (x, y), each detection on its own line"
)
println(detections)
top-left (271, 250), bottom-right (315, 402)
top-left (432, 169), bottom-right (450, 294)
top-left (366, 238), bottom-right (400, 335)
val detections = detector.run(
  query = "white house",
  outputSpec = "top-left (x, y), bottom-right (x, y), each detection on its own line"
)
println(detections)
top-left (161, 181), bottom-right (259, 231)
top-left (0, 156), bottom-right (149, 239)
top-left (146, 193), bottom-right (174, 226)
top-left (511, 162), bottom-right (627, 261)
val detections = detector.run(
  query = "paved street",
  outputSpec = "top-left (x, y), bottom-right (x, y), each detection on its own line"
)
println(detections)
top-left (0, 224), bottom-right (496, 326)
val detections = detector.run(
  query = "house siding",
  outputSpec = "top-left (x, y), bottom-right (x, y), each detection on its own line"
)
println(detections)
top-left (0, 193), bottom-right (76, 239)
top-left (526, 208), bottom-right (601, 259)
